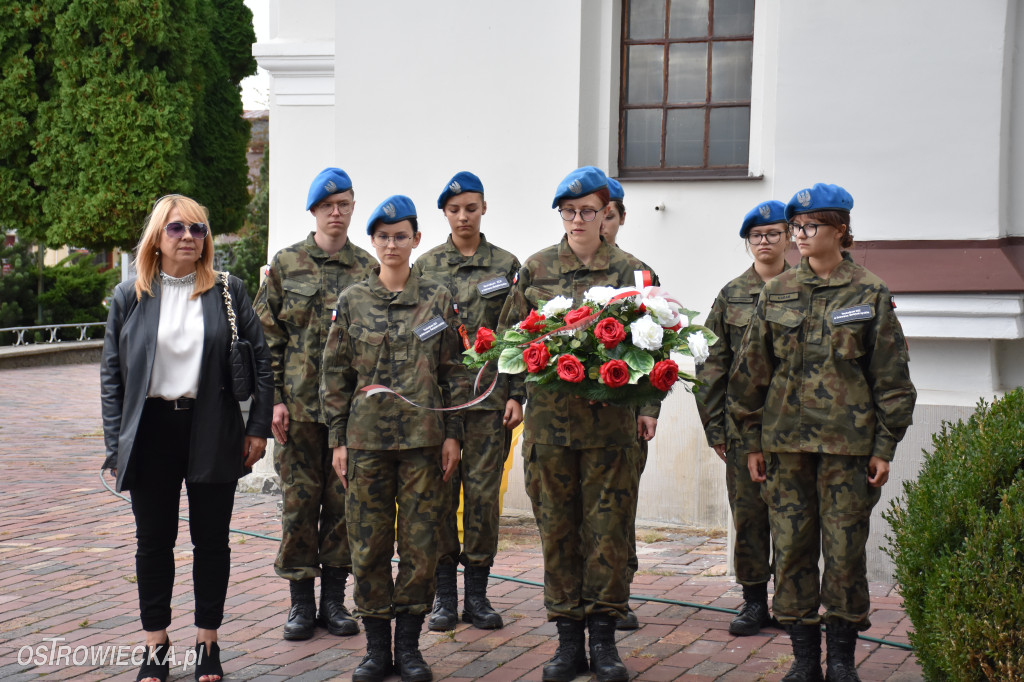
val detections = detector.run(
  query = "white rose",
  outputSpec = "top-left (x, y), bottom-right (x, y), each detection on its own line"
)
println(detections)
top-left (583, 286), bottom-right (621, 306)
top-left (687, 332), bottom-right (710, 365)
top-left (642, 295), bottom-right (686, 328)
top-left (630, 315), bottom-right (664, 351)
top-left (540, 296), bottom-right (574, 318)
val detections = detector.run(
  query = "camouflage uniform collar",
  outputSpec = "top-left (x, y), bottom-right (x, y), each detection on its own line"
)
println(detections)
top-left (444, 233), bottom-right (493, 266)
top-left (304, 231), bottom-right (358, 263)
top-left (556, 235), bottom-right (612, 273)
top-left (366, 264), bottom-right (422, 303)
top-left (796, 252), bottom-right (856, 286)
top-left (742, 260), bottom-right (791, 291)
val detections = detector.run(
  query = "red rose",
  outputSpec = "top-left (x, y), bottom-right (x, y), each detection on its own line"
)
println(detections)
top-left (474, 327), bottom-right (496, 353)
top-left (594, 317), bottom-right (626, 349)
top-left (563, 306), bottom-right (592, 326)
top-left (521, 310), bottom-right (546, 333)
top-left (598, 359), bottom-right (630, 388)
top-left (650, 359), bottom-right (679, 392)
top-left (556, 354), bottom-right (586, 383)
top-left (523, 342), bottom-right (551, 373)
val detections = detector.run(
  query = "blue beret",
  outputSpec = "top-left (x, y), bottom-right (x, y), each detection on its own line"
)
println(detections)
top-left (740, 200), bottom-right (788, 237)
top-left (785, 183), bottom-right (854, 220)
top-left (366, 195), bottom-right (417, 235)
top-left (437, 171), bottom-right (484, 209)
top-left (306, 167), bottom-right (353, 211)
top-left (551, 166), bottom-right (609, 208)
top-left (608, 178), bottom-right (624, 201)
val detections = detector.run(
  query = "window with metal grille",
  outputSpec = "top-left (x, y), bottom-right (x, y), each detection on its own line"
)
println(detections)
top-left (619, 0), bottom-right (754, 178)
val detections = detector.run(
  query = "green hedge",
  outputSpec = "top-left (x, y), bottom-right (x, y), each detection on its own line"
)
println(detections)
top-left (883, 389), bottom-right (1024, 681)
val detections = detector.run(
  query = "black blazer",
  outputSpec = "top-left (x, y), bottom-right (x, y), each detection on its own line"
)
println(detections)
top-left (100, 274), bottom-right (273, 492)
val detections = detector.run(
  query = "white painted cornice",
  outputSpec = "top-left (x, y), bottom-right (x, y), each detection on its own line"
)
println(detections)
top-left (896, 293), bottom-right (1024, 340)
top-left (253, 40), bottom-right (335, 106)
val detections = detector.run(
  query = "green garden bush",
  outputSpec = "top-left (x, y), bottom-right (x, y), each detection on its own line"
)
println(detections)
top-left (884, 389), bottom-right (1024, 681)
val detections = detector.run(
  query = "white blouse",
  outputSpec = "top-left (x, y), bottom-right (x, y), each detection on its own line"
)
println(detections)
top-left (148, 272), bottom-right (204, 399)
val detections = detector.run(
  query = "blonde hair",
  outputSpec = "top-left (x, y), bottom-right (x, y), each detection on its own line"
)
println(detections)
top-left (133, 194), bottom-right (216, 300)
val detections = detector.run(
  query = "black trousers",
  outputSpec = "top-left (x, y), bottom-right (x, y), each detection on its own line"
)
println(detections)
top-left (129, 399), bottom-right (237, 631)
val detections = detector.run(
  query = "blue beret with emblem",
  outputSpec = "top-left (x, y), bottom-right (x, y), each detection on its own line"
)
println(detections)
top-left (607, 178), bottom-right (625, 201)
top-left (306, 167), bottom-right (353, 211)
top-left (366, 195), bottom-right (417, 235)
top-left (437, 171), bottom-right (485, 209)
top-left (551, 166), bottom-right (609, 209)
top-left (785, 183), bottom-right (854, 220)
top-left (740, 200), bottom-right (788, 237)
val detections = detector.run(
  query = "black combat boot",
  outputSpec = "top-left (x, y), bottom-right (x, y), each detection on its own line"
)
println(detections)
top-left (282, 578), bottom-right (316, 640)
top-left (824, 620), bottom-right (861, 682)
top-left (729, 582), bottom-right (773, 636)
top-left (782, 624), bottom-right (825, 682)
top-left (394, 612), bottom-right (432, 682)
top-left (615, 605), bottom-right (639, 630)
top-left (318, 566), bottom-right (360, 636)
top-left (427, 563), bottom-right (458, 631)
top-left (462, 565), bottom-right (503, 629)
top-left (352, 618), bottom-right (393, 682)
top-left (587, 613), bottom-right (628, 682)
top-left (542, 617), bottom-right (588, 682)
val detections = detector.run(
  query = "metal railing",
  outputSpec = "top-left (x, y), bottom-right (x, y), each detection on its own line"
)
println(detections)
top-left (0, 322), bottom-right (106, 346)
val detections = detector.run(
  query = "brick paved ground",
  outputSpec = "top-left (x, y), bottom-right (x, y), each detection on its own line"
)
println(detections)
top-left (0, 364), bottom-right (924, 681)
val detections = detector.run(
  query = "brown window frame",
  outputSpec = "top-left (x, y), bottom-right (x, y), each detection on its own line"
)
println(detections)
top-left (617, 0), bottom-right (756, 180)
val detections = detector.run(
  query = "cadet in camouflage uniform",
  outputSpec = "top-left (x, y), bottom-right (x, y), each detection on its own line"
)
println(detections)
top-left (412, 171), bottom-right (523, 632)
top-left (502, 167), bottom-right (659, 682)
top-left (729, 184), bottom-right (916, 682)
top-left (695, 200), bottom-right (790, 637)
top-left (254, 168), bottom-right (376, 641)
top-left (601, 177), bottom-right (660, 631)
top-left (322, 195), bottom-right (467, 682)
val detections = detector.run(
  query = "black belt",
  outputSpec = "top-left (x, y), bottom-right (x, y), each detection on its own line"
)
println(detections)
top-left (149, 397), bottom-right (195, 411)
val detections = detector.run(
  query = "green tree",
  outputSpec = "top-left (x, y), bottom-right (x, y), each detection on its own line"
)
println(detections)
top-left (224, 145), bottom-right (268, 300)
top-left (0, 240), bottom-right (39, 332)
top-left (38, 252), bottom-right (117, 329)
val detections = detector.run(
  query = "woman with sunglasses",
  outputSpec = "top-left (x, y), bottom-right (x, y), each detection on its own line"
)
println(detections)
top-left (321, 195), bottom-right (467, 682)
top-left (695, 200), bottom-right (790, 638)
top-left (100, 194), bottom-right (273, 682)
top-left (500, 167), bottom-right (658, 682)
top-left (729, 184), bottom-right (916, 682)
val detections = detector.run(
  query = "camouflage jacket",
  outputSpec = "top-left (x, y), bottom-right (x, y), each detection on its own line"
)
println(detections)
top-left (321, 266), bottom-right (468, 450)
top-left (696, 262), bottom-right (790, 447)
top-left (254, 233), bottom-right (376, 423)
top-left (412, 233), bottom-right (523, 410)
top-left (729, 254), bottom-right (917, 461)
top-left (503, 236), bottom-right (662, 448)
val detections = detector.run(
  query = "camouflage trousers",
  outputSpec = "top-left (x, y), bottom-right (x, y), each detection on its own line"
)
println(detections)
top-left (438, 410), bottom-right (511, 568)
top-left (625, 439), bottom-right (647, 584)
top-left (763, 452), bottom-right (881, 628)
top-left (346, 446), bottom-right (444, 619)
top-left (273, 420), bottom-right (350, 581)
top-left (524, 442), bottom-right (636, 621)
top-left (727, 443), bottom-right (772, 585)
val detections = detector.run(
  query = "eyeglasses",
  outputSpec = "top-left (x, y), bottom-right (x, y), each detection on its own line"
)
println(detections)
top-left (315, 200), bottom-right (354, 215)
top-left (746, 230), bottom-right (787, 245)
top-left (557, 207), bottom-right (604, 222)
top-left (788, 222), bottom-right (826, 238)
top-left (164, 222), bottom-right (209, 239)
top-left (371, 233), bottom-right (412, 247)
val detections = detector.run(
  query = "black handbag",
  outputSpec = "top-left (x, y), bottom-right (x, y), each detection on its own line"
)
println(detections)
top-left (220, 272), bottom-right (256, 402)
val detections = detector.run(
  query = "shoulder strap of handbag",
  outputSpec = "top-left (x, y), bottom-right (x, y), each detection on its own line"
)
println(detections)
top-left (219, 272), bottom-right (240, 344)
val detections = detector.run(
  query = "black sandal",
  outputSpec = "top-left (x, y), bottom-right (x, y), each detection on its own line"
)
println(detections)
top-left (136, 639), bottom-right (171, 682)
top-left (194, 641), bottom-right (223, 682)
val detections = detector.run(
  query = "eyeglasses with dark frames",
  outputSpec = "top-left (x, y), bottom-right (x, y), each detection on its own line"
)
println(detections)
top-left (164, 222), bottom-right (209, 240)
top-left (557, 207), bottom-right (604, 222)
top-left (788, 222), bottom-right (826, 238)
top-left (746, 230), bottom-right (787, 245)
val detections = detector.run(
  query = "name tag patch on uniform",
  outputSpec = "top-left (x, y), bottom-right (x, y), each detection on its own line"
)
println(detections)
top-left (769, 292), bottom-right (799, 302)
top-left (413, 316), bottom-right (447, 341)
top-left (831, 305), bottom-right (874, 325)
top-left (477, 277), bottom-right (510, 295)
top-left (728, 295), bottom-right (755, 304)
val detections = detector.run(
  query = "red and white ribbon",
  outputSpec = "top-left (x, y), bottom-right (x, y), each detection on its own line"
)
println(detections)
top-left (361, 369), bottom-right (498, 411)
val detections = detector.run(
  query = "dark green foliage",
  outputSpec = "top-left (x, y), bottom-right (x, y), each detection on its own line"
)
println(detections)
top-left (221, 146), bottom-right (268, 300)
top-left (0, 240), bottom-right (40, 331)
top-left (883, 390), bottom-right (1024, 680)
top-left (38, 252), bottom-right (118, 331)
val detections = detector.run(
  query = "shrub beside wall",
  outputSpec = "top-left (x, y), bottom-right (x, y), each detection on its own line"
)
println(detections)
top-left (883, 389), bottom-right (1024, 681)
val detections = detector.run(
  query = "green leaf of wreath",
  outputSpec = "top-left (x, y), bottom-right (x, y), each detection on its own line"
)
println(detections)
top-left (497, 347), bottom-right (527, 374)
top-left (622, 347), bottom-right (655, 373)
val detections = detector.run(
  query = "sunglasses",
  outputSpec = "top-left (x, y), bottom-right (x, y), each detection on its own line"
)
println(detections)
top-left (164, 221), bottom-right (209, 239)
